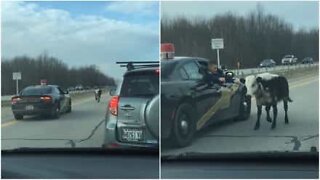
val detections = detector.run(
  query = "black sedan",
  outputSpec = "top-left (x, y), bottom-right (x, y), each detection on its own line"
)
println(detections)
top-left (161, 57), bottom-right (251, 147)
top-left (259, 59), bottom-right (276, 67)
top-left (11, 85), bottom-right (72, 120)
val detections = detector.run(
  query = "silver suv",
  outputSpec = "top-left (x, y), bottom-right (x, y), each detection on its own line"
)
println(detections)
top-left (103, 61), bottom-right (159, 149)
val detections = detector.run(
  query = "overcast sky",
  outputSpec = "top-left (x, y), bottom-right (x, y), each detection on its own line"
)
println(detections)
top-left (1, 1), bottom-right (159, 79)
top-left (162, 1), bottom-right (319, 31)
top-left (2, 1), bottom-right (318, 80)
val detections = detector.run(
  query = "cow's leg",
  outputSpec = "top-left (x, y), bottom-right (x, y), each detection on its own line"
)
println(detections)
top-left (254, 105), bottom-right (262, 130)
top-left (265, 105), bottom-right (272, 123)
top-left (271, 104), bottom-right (278, 129)
top-left (284, 100), bottom-right (289, 124)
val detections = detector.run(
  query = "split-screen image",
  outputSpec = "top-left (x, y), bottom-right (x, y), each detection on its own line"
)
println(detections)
top-left (1, 1), bottom-right (319, 179)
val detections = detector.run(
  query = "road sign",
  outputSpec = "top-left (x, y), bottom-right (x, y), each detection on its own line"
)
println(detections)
top-left (12, 72), bottom-right (21, 95)
top-left (12, 72), bottom-right (21, 80)
top-left (211, 38), bottom-right (224, 49)
top-left (211, 38), bottom-right (224, 68)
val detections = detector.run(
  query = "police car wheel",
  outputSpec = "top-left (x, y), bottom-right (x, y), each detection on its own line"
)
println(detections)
top-left (171, 103), bottom-right (196, 148)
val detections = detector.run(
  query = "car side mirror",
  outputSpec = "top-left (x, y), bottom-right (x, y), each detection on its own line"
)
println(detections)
top-left (225, 71), bottom-right (234, 78)
top-left (109, 88), bottom-right (116, 96)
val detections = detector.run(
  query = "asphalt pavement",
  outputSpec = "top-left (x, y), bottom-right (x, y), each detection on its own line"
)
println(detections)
top-left (162, 74), bottom-right (319, 155)
top-left (1, 93), bottom-right (110, 150)
top-left (2, 73), bottom-right (319, 154)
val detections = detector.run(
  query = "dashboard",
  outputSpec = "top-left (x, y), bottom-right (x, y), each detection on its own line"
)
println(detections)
top-left (161, 152), bottom-right (319, 179)
top-left (2, 149), bottom-right (159, 179)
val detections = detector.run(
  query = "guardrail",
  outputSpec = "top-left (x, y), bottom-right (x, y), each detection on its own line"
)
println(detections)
top-left (2, 89), bottom-right (95, 101)
top-left (1, 87), bottom-right (111, 107)
top-left (1, 64), bottom-right (317, 104)
top-left (232, 63), bottom-right (318, 77)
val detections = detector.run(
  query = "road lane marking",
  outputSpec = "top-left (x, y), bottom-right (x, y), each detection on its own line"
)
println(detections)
top-left (289, 76), bottom-right (318, 86)
top-left (290, 78), bottom-right (318, 89)
top-left (1, 120), bottom-right (17, 128)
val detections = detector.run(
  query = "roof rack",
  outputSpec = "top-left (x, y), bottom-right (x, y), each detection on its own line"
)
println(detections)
top-left (116, 61), bottom-right (159, 71)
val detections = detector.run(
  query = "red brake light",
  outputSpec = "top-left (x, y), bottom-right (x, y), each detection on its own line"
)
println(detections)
top-left (40, 96), bottom-right (52, 103)
top-left (109, 96), bottom-right (119, 116)
top-left (155, 68), bottom-right (160, 75)
top-left (11, 97), bottom-right (21, 105)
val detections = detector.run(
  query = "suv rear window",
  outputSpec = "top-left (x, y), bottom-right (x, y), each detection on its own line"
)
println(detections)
top-left (21, 86), bottom-right (52, 96)
top-left (120, 73), bottom-right (159, 97)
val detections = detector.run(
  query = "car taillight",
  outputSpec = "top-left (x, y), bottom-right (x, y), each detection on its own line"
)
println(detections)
top-left (109, 96), bottom-right (119, 116)
top-left (40, 96), bottom-right (52, 103)
top-left (155, 68), bottom-right (160, 75)
top-left (11, 97), bottom-right (21, 105)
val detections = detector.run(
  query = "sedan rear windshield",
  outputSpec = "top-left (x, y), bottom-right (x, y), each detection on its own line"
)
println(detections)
top-left (120, 73), bottom-right (159, 97)
top-left (20, 86), bottom-right (52, 96)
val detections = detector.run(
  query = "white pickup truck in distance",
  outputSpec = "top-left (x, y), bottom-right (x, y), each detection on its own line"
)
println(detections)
top-left (281, 55), bottom-right (298, 65)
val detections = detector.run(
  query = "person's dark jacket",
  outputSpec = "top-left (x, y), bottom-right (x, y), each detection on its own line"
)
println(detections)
top-left (205, 68), bottom-right (224, 85)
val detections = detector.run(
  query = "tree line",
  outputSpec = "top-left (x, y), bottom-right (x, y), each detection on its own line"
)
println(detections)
top-left (161, 6), bottom-right (319, 68)
top-left (2, 54), bottom-right (115, 95)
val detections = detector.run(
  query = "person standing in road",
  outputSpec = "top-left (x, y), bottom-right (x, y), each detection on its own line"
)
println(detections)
top-left (95, 88), bottom-right (102, 102)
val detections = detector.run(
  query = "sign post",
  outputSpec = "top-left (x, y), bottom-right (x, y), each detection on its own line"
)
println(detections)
top-left (211, 38), bottom-right (224, 68)
top-left (12, 72), bottom-right (22, 95)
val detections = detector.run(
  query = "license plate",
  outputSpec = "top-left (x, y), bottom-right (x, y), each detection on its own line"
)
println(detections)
top-left (25, 105), bottom-right (34, 111)
top-left (121, 128), bottom-right (144, 142)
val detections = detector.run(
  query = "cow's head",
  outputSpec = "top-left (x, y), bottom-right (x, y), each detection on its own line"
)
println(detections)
top-left (245, 75), bottom-right (263, 96)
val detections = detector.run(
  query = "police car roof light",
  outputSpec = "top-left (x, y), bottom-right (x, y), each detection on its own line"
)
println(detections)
top-left (161, 43), bottom-right (175, 60)
top-left (161, 43), bottom-right (175, 52)
top-left (40, 79), bottom-right (48, 85)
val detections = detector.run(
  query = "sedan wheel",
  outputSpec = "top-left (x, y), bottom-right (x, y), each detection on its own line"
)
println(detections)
top-left (14, 114), bottom-right (23, 120)
top-left (51, 105), bottom-right (60, 119)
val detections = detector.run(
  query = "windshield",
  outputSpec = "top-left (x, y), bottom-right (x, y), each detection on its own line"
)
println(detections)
top-left (161, 1), bottom-right (319, 158)
top-left (284, 55), bottom-right (293, 58)
top-left (261, 59), bottom-right (271, 63)
top-left (20, 87), bottom-right (52, 96)
top-left (161, 61), bottom-right (176, 80)
top-left (121, 73), bottom-right (159, 97)
top-left (1, 1), bottom-right (160, 152)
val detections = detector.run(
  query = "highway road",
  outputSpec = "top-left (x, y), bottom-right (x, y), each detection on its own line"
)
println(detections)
top-left (2, 93), bottom-right (110, 150)
top-left (2, 71), bottom-right (318, 153)
top-left (162, 73), bottom-right (319, 155)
